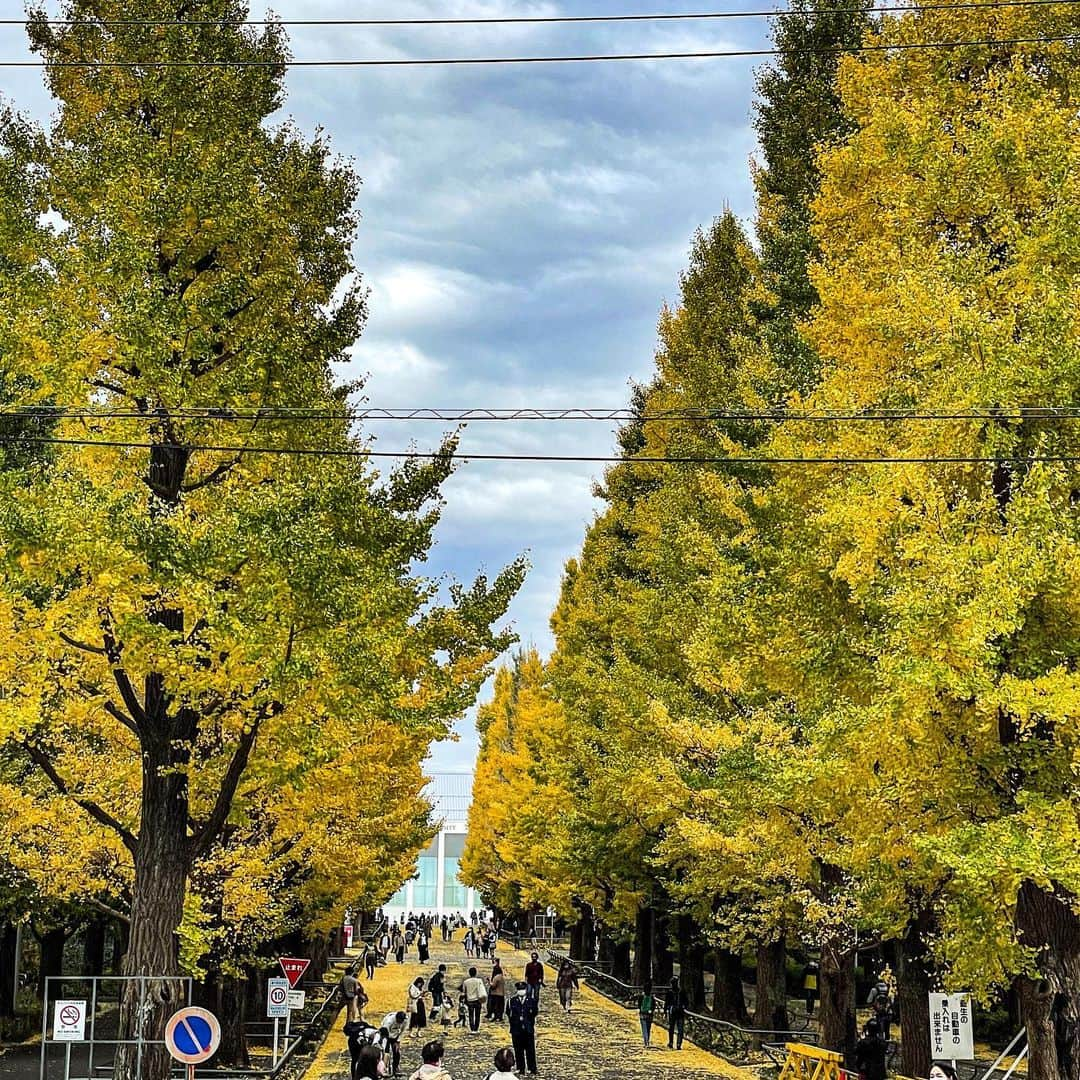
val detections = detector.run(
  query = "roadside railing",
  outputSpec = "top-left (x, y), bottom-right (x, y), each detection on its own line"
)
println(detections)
top-left (545, 948), bottom-right (817, 1064)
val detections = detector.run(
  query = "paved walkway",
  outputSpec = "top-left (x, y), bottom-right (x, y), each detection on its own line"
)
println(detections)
top-left (307, 936), bottom-right (748, 1080)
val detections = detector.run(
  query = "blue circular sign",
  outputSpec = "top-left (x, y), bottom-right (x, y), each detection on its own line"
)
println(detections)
top-left (165, 1008), bottom-right (221, 1065)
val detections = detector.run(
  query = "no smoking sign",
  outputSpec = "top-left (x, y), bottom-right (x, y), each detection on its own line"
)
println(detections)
top-left (53, 1000), bottom-right (87, 1042)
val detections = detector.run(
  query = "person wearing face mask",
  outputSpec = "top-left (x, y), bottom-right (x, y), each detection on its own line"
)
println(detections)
top-left (508, 981), bottom-right (539, 1075)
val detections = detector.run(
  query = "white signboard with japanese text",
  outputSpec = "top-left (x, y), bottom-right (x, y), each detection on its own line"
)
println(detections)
top-left (929, 993), bottom-right (974, 1060)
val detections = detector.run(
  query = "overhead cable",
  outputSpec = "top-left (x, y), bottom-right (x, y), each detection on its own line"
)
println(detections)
top-left (7, 0), bottom-right (1079, 25)
top-left (1, 34), bottom-right (1075, 66)
top-left (2, 407), bottom-right (1080, 423)
top-left (0, 433), bottom-right (1076, 466)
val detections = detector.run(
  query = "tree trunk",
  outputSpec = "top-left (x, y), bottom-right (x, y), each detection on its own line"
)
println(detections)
top-left (111, 920), bottom-right (129, 974)
top-left (1016, 880), bottom-right (1080, 1080)
top-left (114, 726), bottom-right (191, 1080)
top-left (820, 938), bottom-right (857, 1064)
top-left (898, 907), bottom-right (935, 1079)
top-left (632, 905), bottom-right (652, 985)
top-left (215, 974), bottom-right (250, 1067)
top-left (611, 938), bottom-right (632, 984)
top-left (755, 937), bottom-right (789, 1032)
top-left (712, 947), bottom-right (749, 1023)
top-left (37, 926), bottom-right (66, 1001)
top-left (309, 933), bottom-right (331, 982)
top-left (652, 906), bottom-right (674, 986)
top-left (0, 922), bottom-right (17, 1017)
top-left (83, 918), bottom-right (108, 978)
top-left (677, 913), bottom-right (707, 1010)
top-left (569, 920), bottom-right (584, 960)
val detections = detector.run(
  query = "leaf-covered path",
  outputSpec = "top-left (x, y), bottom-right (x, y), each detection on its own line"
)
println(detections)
top-left (307, 936), bottom-right (749, 1080)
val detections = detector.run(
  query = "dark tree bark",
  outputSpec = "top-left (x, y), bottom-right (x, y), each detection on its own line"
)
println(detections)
top-left (579, 903), bottom-right (597, 962)
top-left (115, 704), bottom-right (193, 1080)
top-left (898, 907), bottom-right (936, 1079)
top-left (632, 906), bottom-right (652, 985)
top-left (569, 920), bottom-right (584, 960)
top-left (652, 906), bottom-right (674, 986)
top-left (819, 938), bottom-right (857, 1064)
top-left (755, 936), bottom-right (789, 1032)
top-left (215, 975), bottom-right (250, 1067)
top-left (1016, 880), bottom-right (1080, 1080)
top-left (598, 929), bottom-right (632, 982)
top-left (712, 947), bottom-right (749, 1023)
top-left (37, 926), bottom-right (66, 1001)
top-left (0, 922), bottom-right (18, 1017)
top-left (83, 918), bottom-right (108, 978)
top-left (677, 913), bottom-right (707, 1011)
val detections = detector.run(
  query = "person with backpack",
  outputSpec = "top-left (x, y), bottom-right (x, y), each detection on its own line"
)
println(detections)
top-left (665, 976), bottom-right (687, 1050)
top-left (508, 981), bottom-right (539, 1075)
top-left (638, 979), bottom-right (656, 1048)
top-left (485, 1047), bottom-right (518, 1080)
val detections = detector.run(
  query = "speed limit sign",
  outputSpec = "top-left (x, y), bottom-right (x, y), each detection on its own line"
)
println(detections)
top-left (267, 977), bottom-right (289, 1018)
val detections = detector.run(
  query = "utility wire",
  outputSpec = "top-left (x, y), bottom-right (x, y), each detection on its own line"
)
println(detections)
top-left (3, 407), bottom-right (1080, 422)
top-left (1, 35), bottom-right (1075, 66)
top-left (0, 433), bottom-right (1075, 466)
top-left (7, 0), bottom-right (1079, 25)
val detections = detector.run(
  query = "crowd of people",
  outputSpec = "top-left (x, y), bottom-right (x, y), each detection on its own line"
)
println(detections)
top-left (343, 912), bottom-right (560, 1079)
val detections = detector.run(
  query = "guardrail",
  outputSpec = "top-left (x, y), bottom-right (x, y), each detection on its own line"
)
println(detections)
top-left (544, 948), bottom-right (817, 1064)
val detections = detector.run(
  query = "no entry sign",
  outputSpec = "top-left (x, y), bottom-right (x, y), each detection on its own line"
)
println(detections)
top-left (278, 956), bottom-right (310, 988)
top-left (165, 1007), bottom-right (221, 1065)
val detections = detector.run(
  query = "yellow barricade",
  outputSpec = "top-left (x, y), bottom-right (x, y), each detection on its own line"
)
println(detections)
top-left (779, 1042), bottom-right (845, 1080)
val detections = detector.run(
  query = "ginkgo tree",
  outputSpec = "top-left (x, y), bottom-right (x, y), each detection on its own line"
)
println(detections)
top-left (0, 4), bottom-right (523, 1079)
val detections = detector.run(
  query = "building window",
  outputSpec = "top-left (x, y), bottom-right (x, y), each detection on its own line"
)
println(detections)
top-left (415, 854), bottom-right (438, 908)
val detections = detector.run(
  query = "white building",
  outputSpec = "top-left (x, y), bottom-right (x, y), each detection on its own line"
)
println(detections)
top-left (383, 772), bottom-right (481, 919)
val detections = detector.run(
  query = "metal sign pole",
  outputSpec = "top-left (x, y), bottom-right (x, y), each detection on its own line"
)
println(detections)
top-left (285, 1005), bottom-right (292, 1044)
top-left (63, 1044), bottom-right (71, 1080)
top-left (272, 1017), bottom-right (279, 1069)
top-left (39, 978), bottom-right (49, 1080)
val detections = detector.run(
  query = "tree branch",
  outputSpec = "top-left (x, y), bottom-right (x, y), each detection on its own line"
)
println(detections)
top-left (21, 741), bottom-right (138, 853)
top-left (102, 701), bottom-right (141, 738)
top-left (83, 897), bottom-right (131, 925)
top-left (58, 630), bottom-right (107, 656)
top-left (188, 704), bottom-right (278, 860)
top-left (99, 610), bottom-right (147, 728)
top-left (181, 453), bottom-right (243, 493)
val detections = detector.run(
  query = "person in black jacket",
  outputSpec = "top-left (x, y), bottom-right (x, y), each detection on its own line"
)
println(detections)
top-left (855, 1019), bottom-right (888, 1080)
top-left (665, 977), bottom-right (687, 1050)
top-left (508, 981), bottom-right (539, 1075)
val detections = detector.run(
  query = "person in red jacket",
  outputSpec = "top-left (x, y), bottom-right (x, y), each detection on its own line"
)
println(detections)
top-left (523, 953), bottom-right (545, 1008)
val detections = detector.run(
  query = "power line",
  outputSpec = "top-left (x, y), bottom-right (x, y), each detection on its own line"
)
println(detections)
top-left (1, 35), bottom-right (1074, 66)
top-left (3, 407), bottom-right (1080, 422)
top-left (0, 433), bottom-right (1075, 466)
top-left (7, 0), bottom-right (1079, 26)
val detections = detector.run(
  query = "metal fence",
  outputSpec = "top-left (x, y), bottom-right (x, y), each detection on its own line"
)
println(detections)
top-left (544, 949), bottom-right (817, 1064)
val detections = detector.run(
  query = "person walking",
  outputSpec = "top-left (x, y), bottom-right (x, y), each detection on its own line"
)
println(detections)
top-left (440, 916), bottom-right (449, 942)
top-left (524, 952), bottom-right (544, 1008)
top-left (342, 970), bottom-right (362, 1022)
top-left (463, 926), bottom-right (475, 958)
top-left (556, 959), bottom-right (579, 1014)
top-left (462, 966), bottom-right (488, 1033)
top-left (429, 964), bottom-right (448, 1026)
top-left (417, 927), bottom-right (430, 964)
top-left (508, 981), bottom-right (539, 1076)
top-left (638, 979), bottom-right (656, 1048)
top-left (407, 1040), bottom-right (453, 1080)
top-left (803, 961), bottom-right (819, 1016)
top-left (487, 963), bottom-right (507, 1021)
top-left (665, 976), bottom-right (687, 1050)
top-left (379, 928), bottom-right (391, 963)
top-left (393, 925), bottom-right (406, 964)
top-left (380, 1010), bottom-right (408, 1077)
top-left (485, 1048), bottom-right (517, 1080)
top-left (855, 1020), bottom-right (888, 1080)
top-left (366, 943), bottom-right (378, 981)
top-left (407, 977), bottom-right (428, 1039)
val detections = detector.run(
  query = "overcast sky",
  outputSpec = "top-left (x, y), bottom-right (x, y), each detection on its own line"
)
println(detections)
top-left (0, 1), bottom-right (769, 773)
